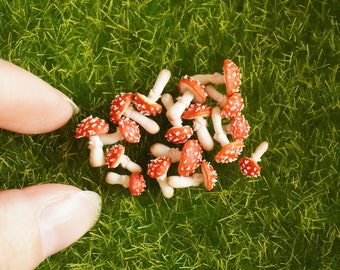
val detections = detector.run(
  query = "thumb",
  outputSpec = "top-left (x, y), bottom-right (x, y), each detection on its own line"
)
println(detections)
top-left (0, 184), bottom-right (101, 270)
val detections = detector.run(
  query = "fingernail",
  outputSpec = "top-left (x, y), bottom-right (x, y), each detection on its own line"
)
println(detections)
top-left (59, 92), bottom-right (80, 115)
top-left (38, 190), bottom-right (101, 258)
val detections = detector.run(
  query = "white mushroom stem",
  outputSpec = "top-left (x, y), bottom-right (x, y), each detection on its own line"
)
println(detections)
top-left (166, 91), bottom-right (195, 127)
top-left (148, 69), bottom-right (171, 102)
top-left (251, 141), bottom-right (269, 162)
top-left (192, 72), bottom-right (224, 85)
top-left (119, 155), bottom-right (142, 173)
top-left (192, 117), bottom-right (214, 151)
top-left (205, 85), bottom-right (227, 107)
top-left (124, 106), bottom-right (160, 134)
top-left (99, 131), bottom-right (123, 145)
top-left (88, 136), bottom-right (106, 167)
top-left (162, 93), bottom-right (182, 127)
top-left (106, 172), bottom-right (129, 188)
top-left (156, 174), bottom-right (174, 199)
top-left (150, 143), bottom-right (181, 163)
top-left (167, 173), bottom-right (204, 188)
top-left (211, 106), bottom-right (230, 147)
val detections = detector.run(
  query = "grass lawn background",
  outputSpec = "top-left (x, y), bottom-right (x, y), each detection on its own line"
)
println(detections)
top-left (0, 0), bottom-right (339, 269)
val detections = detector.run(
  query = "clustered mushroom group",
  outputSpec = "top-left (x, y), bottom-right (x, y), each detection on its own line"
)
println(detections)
top-left (75, 60), bottom-right (269, 198)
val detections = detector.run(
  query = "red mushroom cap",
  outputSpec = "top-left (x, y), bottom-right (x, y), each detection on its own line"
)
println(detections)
top-left (178, 139), bottom-right (203, 177)
top-left (134, 92), bottom-right (163, 116)
top-left (118, 117), bottom-right (141, 143)
top-left (165, 126), bottom-right (194, 144)
top-left (214, 141), bottom-right (244, 163)
top-left (147, 156), bottom-right (171, 179)
top-left (178, 76), bottom-right (207, 103)
top-left (106, 144), bottom-right (125, 168)
top-left (182, 103), bottom-right (212, 120)
top-left (220, 92), bottom-right (244, 119)
top-left (230, 115), bottom-right (250, 141)
top-left (110, 93), bottom-right (134, 124)
top-left (75, 116), bottom-right (109, 138)
top-left (129, 172), bottom-right (146, 196)
top-left (201, 160), bottom-right (217, 191)
top-left (223, 59), bottom-right (241, 96)
top-left (239, 157), bottom-right (261, 177)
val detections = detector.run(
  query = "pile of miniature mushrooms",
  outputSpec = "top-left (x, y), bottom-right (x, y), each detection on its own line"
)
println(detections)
top-left (75, 60), bottom-right (269, 198)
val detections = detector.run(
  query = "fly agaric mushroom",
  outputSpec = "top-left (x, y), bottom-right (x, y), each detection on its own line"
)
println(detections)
top-left (205, 85), bottom-right (244, 119)
top-left (147, 156), bottom-right (174, 198)
top-left (182, 103), bottom-right (214, 151)
top-left (106, 144), bottom-right (142, 173)
top-left (134, 69), bottom-right (171, 116)
top-left (167, 160), bottom-right (217, 191)
top-left (211, 106), bottom-right (244, 163)
top-left (239, 141), bottom-right (269, 177)
top-left (150, 143), bottom-right (181, 163)
top-left (223, 114), bottom-right (250, 141)
top-left (106, 172), bottom-right (146, 196)
top-left (75, 115), bottom-right (109, 167)
top-left (162, 93), bottom-right (193, 144)
top-left (110, 93), bottom-right (159, 134)
top-left (177, 139), bottom-right (203, 177)
top-left (192, 59), bottom-right (241, 96)
top-left (99, 117), bottom-right (140, 145)
top-left (166, 76), bottom-right (207, 127)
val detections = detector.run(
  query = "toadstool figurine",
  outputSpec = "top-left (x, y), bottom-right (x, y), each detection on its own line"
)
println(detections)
top-left (166, 76), bottom-right (206, 127)
top-left (106, 172), bottom-right (146, 196)
top-left (211, 106), bottom-right (244, 163)
top-left (110, 92), bottom-right (160, 134)
top-left (106, 144), bottom-right (142, 173)
top-left (150, 143), bottom-right (181, 163)
top-left (223, 114), bottom-right (250, 141)
top-left (162, 93), bottom-right (193, 144)
top-left (147, 156), bottom-right (174, 198)
top-left (239, 141), bottom-right (269, 177)
top-left (75, 115), bottom-right (109, 167)
top-left (99, 116), bottom-right (141, 145)
top-left (134, 69), bottom-right (171, 116)
top-left (182, 103), bottom-right (214, 151)
top-left (177, 139), bottom-right (203, 177)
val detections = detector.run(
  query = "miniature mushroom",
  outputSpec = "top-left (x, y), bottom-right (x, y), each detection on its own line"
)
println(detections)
top-left (134, 69), bottom-right (171, 116)
top-left (106, 172), bottom-right (146, 196)
top-left (177, 139), bottom-right (203, 177)
top-left (106, 144), bottom-right (142, 173)
top-left (150, 143), bottom-right (181, 163)
top-left (223, 114), bottom-right (250, 141)
top-left (168, 160), bottom-right (217, 191)
top-left (147, 156), bottom-right (174, 198)
top-left (192, 59), bottom-right (241, 96)
top-left (182, 103), bottom-right (214, 151)
top-left (162, 93), bottom-right (193, 144)
top-left (110, 92), bottom-right (159, 134)
top-left (99, 117), bottom-right (140, 145)
top-left (166, 76), bottom-right (206, 127)
top-left (239, 141), bottom-right (269, 177)
top-left (75, 115), bottom-right (109, 167)
top-left (205, 85), bottom-right (244, 119)
top-left (211, 106), bottom-right (244, 163)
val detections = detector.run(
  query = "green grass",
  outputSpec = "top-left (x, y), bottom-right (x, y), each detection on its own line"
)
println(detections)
top-left (1, 0), bottom-right (339, 269)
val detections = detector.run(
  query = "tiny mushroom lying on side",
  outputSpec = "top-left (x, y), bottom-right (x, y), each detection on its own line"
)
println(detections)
top-left (182, 103), bottom-right (214, 151)
top-left (99, 116), bottom-right (140, 145)
top-left (177, 139), bottom-right (203, 177)
top-left (134, 69), bottom-right (171, 116)
top-left (166, 76), bottom-right (207, 127)
top-left (106, 144), bottom-right (142, 173)
top-left (167, 160), bottom-right (217, 191)
top-left (147, 156), bottom-right (174, 198)
top-left (150, 143), bottom-right (181, 163)
top-left (239, 141), bottom-right (269, 177)
top-left (106, 172), bottom-right (146, 196)
top-left (211, 106), bottom-right (244, 163)
top-left (110, 92), bottom-right (160, 134)
top-left (162, 93), bottom-right (193, 144)
top-left (223, 114), bottom-right (250, 141)
top-left (75, 115), bottom-right (109, 167)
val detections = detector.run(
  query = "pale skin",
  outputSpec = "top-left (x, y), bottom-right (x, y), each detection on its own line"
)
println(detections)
top-left (0, 59), bottom-right (101, 270)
